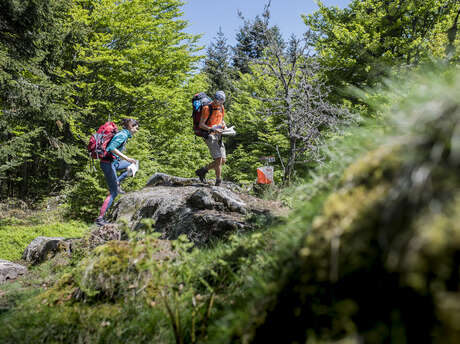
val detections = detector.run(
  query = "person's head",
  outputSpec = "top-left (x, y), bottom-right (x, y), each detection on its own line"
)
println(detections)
top-left (214, 91), bottom-right (226, 105)
top-left (121, 118), bottom-right (139, 134)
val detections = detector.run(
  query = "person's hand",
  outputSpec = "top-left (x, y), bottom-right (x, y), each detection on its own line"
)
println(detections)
top-left (211, 125), bottom-right (223, 133)
top-left (126, 158), bottom-right (137, 164)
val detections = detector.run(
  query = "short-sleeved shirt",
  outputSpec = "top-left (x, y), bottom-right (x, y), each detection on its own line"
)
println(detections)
top-left (201, 104), bottom-right (225, 127)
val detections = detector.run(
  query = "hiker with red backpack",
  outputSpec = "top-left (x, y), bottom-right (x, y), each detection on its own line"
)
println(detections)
top-left (94, 118), bottom-right (139, 226)
top-left (194, 91), bottom-right (227, 186)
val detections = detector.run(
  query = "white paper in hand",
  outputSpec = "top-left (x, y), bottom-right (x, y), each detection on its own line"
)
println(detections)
top-left (221, 126), bottom-right (236, 136)
top-left (127, 160), bottom-right (139, 177)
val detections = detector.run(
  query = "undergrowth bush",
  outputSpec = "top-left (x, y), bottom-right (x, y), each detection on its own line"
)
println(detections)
top-left (62, 170), bottom-right (108, 222)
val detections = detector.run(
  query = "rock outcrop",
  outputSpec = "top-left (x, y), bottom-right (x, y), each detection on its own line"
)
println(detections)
top-left (22, 236), bottom-right (73, 265)
top-left (109, 173), bottom-right (283, 245)
top-left (0, 260), bottom-right (27, 284)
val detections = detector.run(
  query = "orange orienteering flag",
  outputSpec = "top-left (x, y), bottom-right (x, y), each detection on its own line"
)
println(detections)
top-left (257, 166), bottom-right (274, 184)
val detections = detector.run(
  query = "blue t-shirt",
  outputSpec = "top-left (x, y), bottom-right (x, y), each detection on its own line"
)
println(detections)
top-left (106, 129), bottom-right (132, 160)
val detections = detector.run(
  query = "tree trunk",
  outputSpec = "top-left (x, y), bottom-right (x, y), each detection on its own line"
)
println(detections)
top-left (283, 137), bottom-right (297, 185)
top-left (21, 162), bottom-right (28, 196)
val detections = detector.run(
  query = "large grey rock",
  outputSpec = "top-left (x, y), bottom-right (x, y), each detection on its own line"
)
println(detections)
top-left (146, 172), bottom-right (199, 187)
top-left (210, 188), bottom-right (247, 214)
top-left (22, 236), bottom-right (70, 264)
top-left (146, 172), bottom-right (244, 192)
top-left (109, 173), bottom-right (283, 245)
top-left (0, 260), bottom-right (27, 284)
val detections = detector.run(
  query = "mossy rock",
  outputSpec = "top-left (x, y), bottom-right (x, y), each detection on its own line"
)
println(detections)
top-left (248, 72), bottom-right (460, 344)
top-left (70, 239), bottom-right (176, 302)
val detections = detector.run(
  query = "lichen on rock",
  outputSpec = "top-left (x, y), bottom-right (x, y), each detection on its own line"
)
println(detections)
top-left (0, 260), bottom-right (27, 284)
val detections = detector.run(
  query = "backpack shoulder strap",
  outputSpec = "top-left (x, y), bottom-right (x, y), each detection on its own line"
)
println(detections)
top-left (204, 104), bottom-right (214, 125)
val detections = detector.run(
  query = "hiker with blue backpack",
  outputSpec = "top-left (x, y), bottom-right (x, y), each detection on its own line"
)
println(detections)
top-left (92, 118), bottom-right (139, 226)
top-left (194, 91), bottom-right (227, 186)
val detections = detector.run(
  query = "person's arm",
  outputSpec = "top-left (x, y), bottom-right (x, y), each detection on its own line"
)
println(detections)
top-left (112, 148), bottom-right (136, 164)
top-left (222, 106), bottom-right (226, 129)
top-left (199, 107), bottom-right (214, 132)
top-left (106, 132), bottom-right (136, 163)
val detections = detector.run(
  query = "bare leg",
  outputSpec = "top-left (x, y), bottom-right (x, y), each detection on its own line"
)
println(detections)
top-left (206, 158), bottom-right (221, 174)
top-left (215, 158), bottom-right (222, 179)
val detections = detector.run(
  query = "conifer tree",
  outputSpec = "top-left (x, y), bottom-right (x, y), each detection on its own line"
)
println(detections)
top-left (204, 27), bottom-right (234, 105)
top-left (232, 9), bottom-right (283, 75)
top-left (0, 0), bottom-right (81, 198)
top-left (0, 0), bottom-right (203, 202)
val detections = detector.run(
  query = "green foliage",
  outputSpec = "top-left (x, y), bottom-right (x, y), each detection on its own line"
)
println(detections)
top-left (304, 0), bottom-right (460, 91)
top-left (0, 0), bottom-right (83, 198)
top-left (204, 28), bottom-right (235, 105)
top-left (0, 225), bottom-right (272, 343)
top-left (225, 69), bottom-right (287, 184)
top-left (65, 0), bottom-right (209, 199)
top-left (1, 0), bottom-right (208, 204)
top-left (63, 170), bottom-right (107, 222)
top-left (70, 0), bottom-right (201, 127)
top-left (0, 219), bottom-right (88, 261)
top-left (232, 11), bottom-right (283, 75)
top-left (147, 72), bottom-right (212, 178)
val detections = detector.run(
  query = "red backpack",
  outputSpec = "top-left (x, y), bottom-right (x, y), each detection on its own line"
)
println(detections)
top-left (192, 92), bottom-right (214, 137)
top-left (87, 121), bottom-right (118, 160)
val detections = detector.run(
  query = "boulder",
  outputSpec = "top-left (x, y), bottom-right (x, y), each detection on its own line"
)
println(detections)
top-left (22, 236), bottom-right (72, 264)
top-left (146, 172), bottom-right (245, 192)
top-left (146, 172), bottom-right (199, 187)
top-left (0, 260), bottom-right (27, 284)
top-left (109, 173), bottom-right (283, 245)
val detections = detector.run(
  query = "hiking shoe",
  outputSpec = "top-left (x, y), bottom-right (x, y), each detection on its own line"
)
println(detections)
top-left (195, 167), bottom-right (208, 183)
top-left (95, 217), bottom-right (108, 226)
top-left (215, 178), bottom-right (222, 187)
top-left (117, 185), bottom-right (126, 194)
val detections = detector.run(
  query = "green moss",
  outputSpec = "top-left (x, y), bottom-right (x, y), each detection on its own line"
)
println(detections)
top-left (340, 143), bottom-right (403, 188)
top-left (399, 194), bottom-right (460, 295)
top-left (74, 241), bottom-right (137, 300)
top-left (0, 220), bottom-right (89, 261)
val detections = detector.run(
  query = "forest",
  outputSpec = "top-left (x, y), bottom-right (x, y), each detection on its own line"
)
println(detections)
top-left (1, 0), bottom-right (460, 343)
